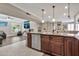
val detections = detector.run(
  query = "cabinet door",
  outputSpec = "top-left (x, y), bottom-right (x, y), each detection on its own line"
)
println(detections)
top-left (64, 39), bottom-right (72, 56)
top-left (41, 35), bottom-right (50, 53)
top-left (50, 42), bottom-right (64, 55)
top-left (50, 36), bottom-right (64, 55)
top-left (64, 37), bottom-right (75, 56)
top-left (74, 39), bottom-right (79, 56)
top-left (27, 33), bottom-right (32, 48)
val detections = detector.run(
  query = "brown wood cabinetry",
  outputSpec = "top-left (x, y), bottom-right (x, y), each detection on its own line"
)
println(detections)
top-left (41, 35), bottom-right (50, 53)
top-left (27, 33), bottom-right (32, 48)
top-left (64, 37), bottom-right (75, 56)
top-left (27, 33), bottom-right (79, 56)
top-left (64, 37), bottom-right (79, 56)
top-left (74, 39), bottom-right (79, 56)
top-left (50, 36), bottom-right (64, 55)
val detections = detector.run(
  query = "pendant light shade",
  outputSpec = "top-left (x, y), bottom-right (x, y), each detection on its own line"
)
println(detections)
top-left (52, 18), bottom-right (55, 22)
top-left (52, 5), bottom-right (55, 22)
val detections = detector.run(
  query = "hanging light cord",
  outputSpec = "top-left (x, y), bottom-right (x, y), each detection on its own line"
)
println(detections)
top-left (42, 9), bottom-right (44, 20)
top-left (52, 5), bottom-right (55, 19)
top-left (68, 3), bottom-right (71, 19)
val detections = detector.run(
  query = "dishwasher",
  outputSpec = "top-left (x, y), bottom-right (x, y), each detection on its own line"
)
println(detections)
top-left (32, 34), bottom-right (41, 50)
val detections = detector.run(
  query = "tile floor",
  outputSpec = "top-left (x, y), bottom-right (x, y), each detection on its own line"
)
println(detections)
top-left (2, 36), bottom-right (26, 46)
top-left (0, 36), bottom-right (43, 56)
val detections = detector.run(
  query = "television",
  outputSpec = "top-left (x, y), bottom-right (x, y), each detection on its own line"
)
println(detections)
top-left (24, 21), bottom-right (30, 29)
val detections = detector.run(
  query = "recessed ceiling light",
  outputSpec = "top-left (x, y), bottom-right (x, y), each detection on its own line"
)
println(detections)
top-left (52, 18), bottom-right (55, 22)
top-left (42, 20), bottom-right (45, 23)
top-left (64, 13), bottom-right (66, 16)
top-left (48, 16), bottom-right (51, 18)
top-left (65, 6), bottom-right (68, 9)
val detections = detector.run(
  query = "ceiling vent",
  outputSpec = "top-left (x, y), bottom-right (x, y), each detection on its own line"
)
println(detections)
top-left (26, 12), bottom-right (31, 16)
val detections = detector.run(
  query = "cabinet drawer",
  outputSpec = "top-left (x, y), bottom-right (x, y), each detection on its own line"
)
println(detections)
top-left (50, 36), bottom-right (64, 43)
top-left (41, 35), bottom-right (49, 39)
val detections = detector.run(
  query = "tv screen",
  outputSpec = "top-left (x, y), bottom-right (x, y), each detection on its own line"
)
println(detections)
top-left (24, 21), bottom-right (30, 29)
top-left (0, 21), bottom-right (8, 26)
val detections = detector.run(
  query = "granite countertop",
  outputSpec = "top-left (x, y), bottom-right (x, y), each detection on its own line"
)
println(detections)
top-left (29, 32), bottom-right (79, 40)
top-left (29, 32), bottom-right (75, 36)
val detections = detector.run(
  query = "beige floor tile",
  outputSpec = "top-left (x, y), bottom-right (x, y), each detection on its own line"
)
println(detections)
top-left (0, 40), bottom-right (43, 56)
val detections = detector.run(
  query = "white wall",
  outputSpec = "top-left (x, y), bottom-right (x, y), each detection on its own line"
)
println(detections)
top-left (0, 20), bottom-right (24, 37)
top-left (0, 13), bottom-right (40, 37)
top-left (0, 14), bottom-right (25, 37)
top-left (0, 21), bottom-right (10, 36)
top-left (30, 21), bottom-right (39, 33)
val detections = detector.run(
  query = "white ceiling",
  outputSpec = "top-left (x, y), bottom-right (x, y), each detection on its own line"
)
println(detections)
top-left (0, 14), bottom-right (26, 23)
top-left (11, 3), bottom-right (79, 22)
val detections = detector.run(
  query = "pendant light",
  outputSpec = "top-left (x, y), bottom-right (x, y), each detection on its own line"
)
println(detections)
top-left (41, 9), bottom-right (45, 23)
top-left (52, 5), bottom-right (55, 22)
top-left (68, 3), bottom-right (71, 19)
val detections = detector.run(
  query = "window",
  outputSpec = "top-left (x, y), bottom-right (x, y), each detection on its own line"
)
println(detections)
top-left (76, 24), bottom-right (79, 31)
top-left (67, 24), bottom-right (74, 31)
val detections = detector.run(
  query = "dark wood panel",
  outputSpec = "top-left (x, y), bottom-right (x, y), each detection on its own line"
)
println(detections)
top-left (27, 33), bottom-right (32, 48)
top-left (74, 39), bottom-right (79, 56)
top-left (50, 42), bottom-right (64, 55)
top-left (50, 36), bottom-right (64, 55)
top-left (64, 37), bottom-right (75, 56)
top-left (50, 36), bottom-right (64, 43)
top-left (27, 33), bottom-right (79, 56)
top-left (64, 39), bottom-right (72, 55)
top-left (41, 35), bottom-right (50, 53)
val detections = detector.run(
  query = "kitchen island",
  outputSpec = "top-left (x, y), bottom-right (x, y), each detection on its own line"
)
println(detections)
top-left (27, 33), bottom-right (79, 56)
